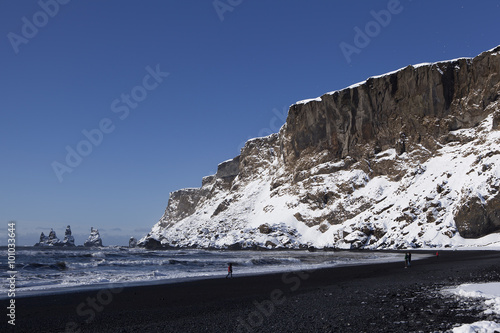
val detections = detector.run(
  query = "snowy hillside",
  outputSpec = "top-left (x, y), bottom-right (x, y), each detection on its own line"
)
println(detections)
top-left (140, 46), bottom-right (500, 250)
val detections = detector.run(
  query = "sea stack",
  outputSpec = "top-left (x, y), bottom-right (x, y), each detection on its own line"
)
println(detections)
top-left (84, 227), bottom-right (103, 247)
top-left (35, 228), bottom-right (62, 246)
top-left (62, 225), bottom-right (75, 246)
top-left (129, 237), bottom-right (138, 248)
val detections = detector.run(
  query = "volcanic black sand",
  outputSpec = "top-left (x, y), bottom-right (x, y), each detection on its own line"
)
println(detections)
top-left (6, 250), bottom-right (500, 333)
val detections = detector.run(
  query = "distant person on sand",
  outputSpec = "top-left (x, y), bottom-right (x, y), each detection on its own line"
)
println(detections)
top-left (408, 252), bottom-right (412, 267)
top-left (226, 263), bottom-right (233, 279)
top-left (404, 253), bottom-right (409, 268)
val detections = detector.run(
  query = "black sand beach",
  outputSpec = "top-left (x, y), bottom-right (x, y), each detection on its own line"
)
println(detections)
top-left (8, 250), bottom-right (500, 333)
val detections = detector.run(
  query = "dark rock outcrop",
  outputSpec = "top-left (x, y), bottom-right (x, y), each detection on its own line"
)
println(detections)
top-left (216, 156), bottom-right (240, 179)
top-left (141, 237), bottom-right (165, 249)
top-left (455, 192), bottom-right (500, 238)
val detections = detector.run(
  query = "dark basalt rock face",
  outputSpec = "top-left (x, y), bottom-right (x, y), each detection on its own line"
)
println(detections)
top-left (281, 49), bottom-right (500, 176)
top-left (455, 192), bottom-right (500, 238)
top-left (142, 237), bottom-right (163, 250)
top-left (216, 156), bottom-right (240, 179)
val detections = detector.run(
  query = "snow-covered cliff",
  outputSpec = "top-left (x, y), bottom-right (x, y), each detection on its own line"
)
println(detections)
top-left (140, 46), bottom-right (500, 250)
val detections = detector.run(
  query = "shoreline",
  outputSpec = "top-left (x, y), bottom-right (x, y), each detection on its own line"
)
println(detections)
top-left (3, 249), bottom-right (430, 300)
top-left (7, 250), bottom-right (500, 332)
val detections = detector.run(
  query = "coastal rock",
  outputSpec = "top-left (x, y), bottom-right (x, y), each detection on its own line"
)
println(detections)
top-left (36, 232), bottom-right (48, 245)
top-left (35, 228), bottom-right (62, 246)
top-left (129, 237), bottom-right (138, 248)
top-left (84, 227), bottom-right (103, 247)
top-left (141, 237), bottom-right (163, 249)
top-left (454, 192), bottom-right (500, 238)
top-left (140, 46), bottom-right (500, 250)
top-left (62, 225), bottom-right (75, 246)
top-left (35, 226), bottom-right (76, 246)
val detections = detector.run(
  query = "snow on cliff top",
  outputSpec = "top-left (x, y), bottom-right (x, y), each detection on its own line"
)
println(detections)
top-left (292, 53), bottom-right (480, 108)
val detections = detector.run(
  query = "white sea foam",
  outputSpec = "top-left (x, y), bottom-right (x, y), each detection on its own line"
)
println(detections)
top-left (91, 251), bottom-right (106, 258)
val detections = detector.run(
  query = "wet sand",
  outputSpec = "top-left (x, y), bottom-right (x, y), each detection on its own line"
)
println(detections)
top-left (8, 250), bottom-right (500, 332)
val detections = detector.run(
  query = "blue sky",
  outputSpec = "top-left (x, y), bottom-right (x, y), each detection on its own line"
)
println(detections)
top-left (1, 0), bottom-right (499, 246)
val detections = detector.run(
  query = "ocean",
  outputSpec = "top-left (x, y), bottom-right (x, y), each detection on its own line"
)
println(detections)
top-left (1, 246), bottom-right (405, 298)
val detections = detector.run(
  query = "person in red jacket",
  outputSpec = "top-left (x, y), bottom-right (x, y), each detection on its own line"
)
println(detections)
top-left (226, 263), bottom-right (233, 279)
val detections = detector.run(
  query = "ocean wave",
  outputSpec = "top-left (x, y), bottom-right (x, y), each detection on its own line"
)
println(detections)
top-left (247, 257), bottom-right (302, 266)
top-left (22, 262), bottom-right (68, 270)
top-left (91, 251), bottom-right (106, 258)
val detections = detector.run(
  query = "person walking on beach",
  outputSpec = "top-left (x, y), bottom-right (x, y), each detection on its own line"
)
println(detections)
top-left (408, 252), bottom-right (412, 267)
top-left (404, 252), bottom-right (409, 268)
top-left (226, 263), bottom-right (233, 279)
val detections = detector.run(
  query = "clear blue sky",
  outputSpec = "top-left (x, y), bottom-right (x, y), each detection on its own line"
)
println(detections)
top-left (1, 0), bottom-right (499, 246)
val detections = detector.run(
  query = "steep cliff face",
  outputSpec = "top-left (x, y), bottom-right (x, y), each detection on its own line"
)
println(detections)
top-left (140, 46), bottom-right (500, 250)
top-left (281, 49), bottom-right (500, 175)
